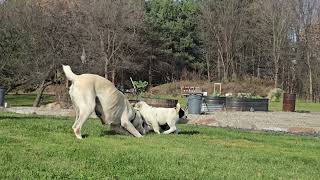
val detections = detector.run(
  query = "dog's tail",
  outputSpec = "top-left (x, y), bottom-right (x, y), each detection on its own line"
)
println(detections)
top-left (175, 103), bottom-right (181, 113)
top-left (62, 65), bottom-right (77, 82)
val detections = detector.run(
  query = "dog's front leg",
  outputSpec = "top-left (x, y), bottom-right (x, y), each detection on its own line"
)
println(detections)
top-left (151, 122), bottom-right (161, 134)
top-left (121, 121), bottom-right (143, 137)
top-left (121, 113), bottom-right (143, 138)
top-left (120, 109), bottom-right (142, 137)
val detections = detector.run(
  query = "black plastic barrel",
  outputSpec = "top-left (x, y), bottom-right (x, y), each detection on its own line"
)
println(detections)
top-left (202, 96), bottom-right (226, 113)
top-left (187, 95), bottom-right (202, 114)
top-left (282, 93), bottom-right (296, 112)
top-left (0, 87), bottom-right (5, 107)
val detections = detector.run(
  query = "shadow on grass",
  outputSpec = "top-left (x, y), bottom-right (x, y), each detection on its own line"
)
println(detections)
top-left (99, 129), bottom-right (201, 137)
top-left (178, 130), bottom-right (200, 135)
top-left (100, 130), bottom-right (121, 136)
top-left (0, 113), bottom-right (70, 122)
top-left (82, 134), bottom-right (90, 138)
top-left (0, 115), bottom-right (45, 121)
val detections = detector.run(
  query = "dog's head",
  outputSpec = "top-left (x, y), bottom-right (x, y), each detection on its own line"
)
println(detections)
top-left (133, 101), bottom-right (148, 111)
top-left (130, 109), bottom-right (149, 135)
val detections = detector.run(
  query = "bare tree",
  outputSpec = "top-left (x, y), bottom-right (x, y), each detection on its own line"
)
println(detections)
top-left (255, 0), bottom-right (294, 88)
top-left (199, 0), bottom-right (252, 82)
top-left (294, 0), bottom-right (320, 100)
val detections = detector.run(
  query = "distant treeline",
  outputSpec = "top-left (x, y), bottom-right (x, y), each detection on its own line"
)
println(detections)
top-left (0, 0), bottom-right (320, 101)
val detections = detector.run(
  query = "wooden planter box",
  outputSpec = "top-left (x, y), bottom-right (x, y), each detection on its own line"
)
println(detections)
top-left (129, 98), bottom-right (178, 108)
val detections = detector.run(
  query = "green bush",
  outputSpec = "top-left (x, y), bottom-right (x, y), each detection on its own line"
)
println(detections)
top-left (133, 80), bottom-right (148, 95)
top-left (211, 92), bottom-right (221, 97)
top-left (268, 88), bottom-right (284, 102)
top-left (230, 93), bottom-right (264, 99)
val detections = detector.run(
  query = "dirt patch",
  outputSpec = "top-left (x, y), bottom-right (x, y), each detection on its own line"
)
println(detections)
top-left (191, 118), bottom-right (217, 126)
top-left (288, 127), bottom-right (317, 134)
top-left (186, 112), bottom-right (320, 135)
top-left (150, 79), bottom-right (273, 96)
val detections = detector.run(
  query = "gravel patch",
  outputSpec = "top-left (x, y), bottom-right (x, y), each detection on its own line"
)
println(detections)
top-left (0, 107), bottom-right (97, 118)
top-left (186, 111), bottom-right (320, 135)
top-left (2, 107), bottom-right (320, 135)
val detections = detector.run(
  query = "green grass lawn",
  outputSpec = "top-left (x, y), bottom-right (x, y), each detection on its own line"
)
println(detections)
top-left (6, 94), bottom-right (54, 107)
top-left (269, 100), bottom-right (320, 112)
top-left (0, 112), bottom-right (320, 179)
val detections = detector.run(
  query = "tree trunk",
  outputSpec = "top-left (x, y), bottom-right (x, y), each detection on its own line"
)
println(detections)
top-left (281, 64), bottom-right (285, 90)
top-left (100, 34), bottom-right (109, 79)
top-left (33, 65), bottom-right (55, 107)
top-left (217, 53), bottom-right (221, 81)
top-left (274, 62), bottom-right (279, 88)
top-left (206, 53), bottom-right (210, 82)
top-left (218, 49), bottom-right (227, 81)
top-left (148, 58), bottom-right (152, 86)
top-left (104, 59), bottom-right (108, 79)
top-left (111, 70), bottom-right (116, 83)
top-left (33, 81), bottom-right (48, 107)
top-left (257, 55), bottom-right (261, 79)
top-left (231, 61), bottom-right (237, 81)
top-left (306, 51), bottom-right (313, 101)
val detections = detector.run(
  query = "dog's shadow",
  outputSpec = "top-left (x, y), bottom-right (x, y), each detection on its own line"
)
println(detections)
top-left (81, 134), bottom-right (90, 138)
top-left (99, 130), bottom-right (200, 137)
top-left (137, 130), bottom-right (200, 136)
top-left (177, 130), bottom-right (200, 135)
top-left (100, 130), bottom-right (122, 136)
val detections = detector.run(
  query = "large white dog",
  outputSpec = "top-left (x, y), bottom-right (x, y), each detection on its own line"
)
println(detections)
top-left (62, 65), bottom-right (145, 139)
top-left (134, 101), bottom-right (182, 134)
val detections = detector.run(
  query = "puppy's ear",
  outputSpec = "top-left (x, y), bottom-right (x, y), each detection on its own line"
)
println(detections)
top-left (179, 108), bottom-right (185, 118)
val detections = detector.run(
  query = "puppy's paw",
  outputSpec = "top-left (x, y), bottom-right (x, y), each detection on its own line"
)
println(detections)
top-left (73, 128), bottom-right (82, 139)
top-left (163, 131), bottom-right (170, 134)
top-left (75, 134), bottom-right (83, 139)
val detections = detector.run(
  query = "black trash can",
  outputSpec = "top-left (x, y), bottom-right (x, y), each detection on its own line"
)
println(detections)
top-left (187, 94), bottom-right (202, 114)
top-left (0, 87), bottom-right (5, 107)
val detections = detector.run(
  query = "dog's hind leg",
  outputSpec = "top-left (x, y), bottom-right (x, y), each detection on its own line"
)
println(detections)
top-left (69, 86), bottom-right (80, 129)
top-left (95, 97), bottom-right (107, 125)
top-left (72, 91), bottom-right (95, 139)
top-left (163, 126), bottom-right (177, 134)
top-left (71, 101), bottom-right (80, 129)
top-left (73, 105), bottom-right (94, 139)
top-left (162, 119), bottom-right (178, 134)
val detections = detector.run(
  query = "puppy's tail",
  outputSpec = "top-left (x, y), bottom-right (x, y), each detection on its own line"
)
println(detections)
top-left (175, 103), bottom-right (181, 113)
top-left (62, 65), bottom-right (77, 82)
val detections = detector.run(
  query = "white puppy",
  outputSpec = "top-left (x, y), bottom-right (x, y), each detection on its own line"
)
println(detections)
top-left (62, 65), bottom-right (145, 139)
top-left (134, 101), bottom-right (181, 134)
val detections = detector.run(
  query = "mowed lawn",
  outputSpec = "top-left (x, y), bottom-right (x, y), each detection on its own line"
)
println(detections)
top-left (269, 100), bottom-right (320, 112)
top-left (0, 112), bottom-right (320, 179)
top-left (6, 94), bottom-right (54, 107)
